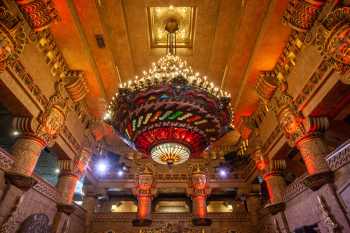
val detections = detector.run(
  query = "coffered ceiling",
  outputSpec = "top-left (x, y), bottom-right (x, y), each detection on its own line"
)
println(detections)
top-left (50, 0), bottom-right (291, 148)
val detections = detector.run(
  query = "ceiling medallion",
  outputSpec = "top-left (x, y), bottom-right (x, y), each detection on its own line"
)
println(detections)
top-left (105, 17), bottom-right (233, 168)
top-left (147, 6), bottom-right (195, 48)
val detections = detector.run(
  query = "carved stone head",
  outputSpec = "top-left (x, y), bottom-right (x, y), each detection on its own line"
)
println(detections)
top-left (327, 25), bottom-right (350, 65)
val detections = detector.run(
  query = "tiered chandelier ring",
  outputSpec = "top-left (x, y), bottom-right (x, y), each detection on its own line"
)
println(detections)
top-left (105, 18), bottom-right (233, 167)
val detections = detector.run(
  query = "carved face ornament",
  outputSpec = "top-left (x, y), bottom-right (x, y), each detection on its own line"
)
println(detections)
top-left (279, 108), bottom-right (302, 136)
top-left (138, 174), bottom-right (153, 190)
top-left (192, 173), bottom-right (207, 190)
top-left (42, 105), bottom-right (65, 136)
top-left (328, 25), bottom-right (350, 64)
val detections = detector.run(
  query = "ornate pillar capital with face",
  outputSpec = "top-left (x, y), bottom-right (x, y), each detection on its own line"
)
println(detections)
top-left (253, 148), bottom-right (287, 215)
top-left (188, 165), bottom-right (212, 226)
top-left (9, 91), bottom-right (68, 183)
top-left (132, 167), bottom-right (156, 227)
top-left (269, 87), bottom-right (333, 191)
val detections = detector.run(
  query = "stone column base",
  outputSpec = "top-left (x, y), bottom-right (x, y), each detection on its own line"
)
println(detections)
top-left (56, 203), bottom-right (76, 215)
top-left (5, 171), bottom-right (37, 191)
top-left (192, 218), bottom-right (212, 226)
top-left (264, 202), bottom-right (286, 215)
top-left (302, 171), bottom-right (334, 191)
top-left (132, 219), bottom-right (152, 226)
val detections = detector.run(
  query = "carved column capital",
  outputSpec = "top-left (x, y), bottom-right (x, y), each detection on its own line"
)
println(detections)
top-left (255, 71), bottom-right (279, 104)
top-left (64, 70), bottom-right (89, 102)
top-left (0, 7), bottom-right (26, 72)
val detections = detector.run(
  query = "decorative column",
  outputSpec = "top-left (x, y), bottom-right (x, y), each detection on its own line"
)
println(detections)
top-left (263, 160), bottom-right (287, 215)
top-left (0, 93), bottom-right (67, 226)
top-left (270, 86), bottom-right (332, 191)
top-left (252, 146), bottom-right (287, 215)
top-left (253, 147), bottom-right (291, 233)
top-left (83, 185), bottom-right (98, 233)
top-left (188, 166), bottom-right (211, 226)
top-left (132, 167), bottom-right (156, 227)
top-left (52, 147), bottom-right (92, 233)
top-left (244, 185), bottom-right (261, 226)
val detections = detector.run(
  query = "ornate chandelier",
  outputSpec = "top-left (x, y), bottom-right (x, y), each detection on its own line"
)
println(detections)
top-left (104, 18), bottom-right (233, 167)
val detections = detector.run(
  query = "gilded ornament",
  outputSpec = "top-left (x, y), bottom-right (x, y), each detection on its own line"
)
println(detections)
top-left (0, 7), bottom-right (26, 71)
top-left (316, 7), bottom-right (350, 74)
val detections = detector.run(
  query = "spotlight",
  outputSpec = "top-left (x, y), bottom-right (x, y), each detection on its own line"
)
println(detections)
top-left (117, 170), bottom-right (124, 177)
top-left (12, 130), bottom-right (20, 136)
top-left (96, 160), bottom-right (108, 175)
top-left (54, 168), bottom-right (60, 174)
top-left (219, 169), bottom-right (228, 178)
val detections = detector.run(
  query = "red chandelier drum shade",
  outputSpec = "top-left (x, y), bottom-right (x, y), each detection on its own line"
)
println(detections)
top-left (104, 54), bottom-right (233, 166)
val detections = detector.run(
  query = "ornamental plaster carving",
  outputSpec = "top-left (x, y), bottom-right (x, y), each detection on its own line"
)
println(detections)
top-left (0, 7), bottom-right (26, 72)
top-left (16, 0), bottom-right (60, 32)
top-left (283, 0), bottom-right (326, 32)
top-left (317, 195), bottom-right (340, 233)
top-left (0, 148), bottom-right (14, 171)
top-left (315, 7), bottom-right (350, 74)
top-left (269, 85), bottom-right (329, 147)
top-left (17, 213), bottom-right (51, 233)
top-left (12, 89), bottom-right (68, 145)
top-left (10, 60), bottom-right (49, 108)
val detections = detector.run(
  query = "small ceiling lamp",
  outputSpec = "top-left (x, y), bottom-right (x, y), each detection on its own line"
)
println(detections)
top-left (105, 16), bottom-right (233, 167)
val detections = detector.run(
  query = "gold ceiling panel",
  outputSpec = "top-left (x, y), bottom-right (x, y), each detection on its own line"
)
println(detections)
top-left (147, 6), bottom-right (195, 48)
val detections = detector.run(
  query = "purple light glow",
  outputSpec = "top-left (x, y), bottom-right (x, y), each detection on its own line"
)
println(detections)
top-left (96, 160), bottom-right (108, 175)
top-left (117, 170), bottom-right (124, 177)
top-left (219, 169), bottom-right (228, 178)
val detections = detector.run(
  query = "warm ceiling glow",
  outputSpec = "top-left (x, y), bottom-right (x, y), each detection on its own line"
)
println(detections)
top-left (148, 6), bottom-right (195, 48)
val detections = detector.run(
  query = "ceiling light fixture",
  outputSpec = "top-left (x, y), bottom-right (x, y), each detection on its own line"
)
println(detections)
top-left (105, 17), bottom-right (233, 167)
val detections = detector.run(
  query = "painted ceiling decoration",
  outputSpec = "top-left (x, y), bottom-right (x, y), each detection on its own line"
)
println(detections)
top-left (105, 15), bottom-right (233, 168)
top-left (147, 6), bottom-right (195, 48)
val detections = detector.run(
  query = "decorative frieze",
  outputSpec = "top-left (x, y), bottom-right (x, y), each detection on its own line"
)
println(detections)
top-left (93, 212), bottom-right (249, 222)
top-left (9, 60), bottom-right (49, 108)
top-left (16, 0), bottom-right (60, 32)
top-left (0, 7), bottom-right (26, 72)
top-left (294, 60), bottom-right (331, 109)
top-left (29, 29), bottom-right (68, 77)
top-left (32, 175), bottom-right (58, 202)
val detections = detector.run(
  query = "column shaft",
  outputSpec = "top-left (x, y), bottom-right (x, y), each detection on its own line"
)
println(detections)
top-left (192, 195), bottom-right (207, 219)
top-left (10, 135), bottom-right (46, 176)
top-left (264, 173), bottom-right (286, 204)
top-left (56, 174), bottom-right (79, 205)
top-left (137, 195), bottom-right (152, 220)
top-left (296, 135), bottom-right (330, 175)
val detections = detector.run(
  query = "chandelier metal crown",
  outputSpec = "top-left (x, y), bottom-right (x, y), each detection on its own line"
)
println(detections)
top-left (104, 17), bottom-right (233, 167)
